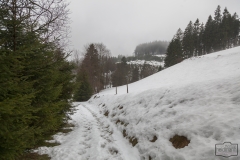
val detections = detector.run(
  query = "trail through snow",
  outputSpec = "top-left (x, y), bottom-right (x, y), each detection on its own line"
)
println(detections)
top-left (37, 102), bottom-right (140, 160)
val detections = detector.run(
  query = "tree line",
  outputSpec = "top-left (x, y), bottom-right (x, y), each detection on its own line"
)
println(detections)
top-left (73, 43), bottom-right (117, 101)
top-left (165, 5), bottom-right (240, 68)
top-left (111, 57), bottom-right (162, 87)
top-left (0, 0), bottom-right (75, 159)
top-left (134, 41), bottom-right (169, 56)
top-left (73, 45), bottom-right (163, 101)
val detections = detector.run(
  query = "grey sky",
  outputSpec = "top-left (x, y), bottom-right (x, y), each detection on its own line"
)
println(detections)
top-left (68, 0), bottom-right (240, 56)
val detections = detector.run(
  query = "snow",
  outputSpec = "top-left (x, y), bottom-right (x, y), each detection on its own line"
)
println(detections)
top-left (37, 103), bottom-right (140, 160)
top-left (37, 47), bottom-right (240, 160)
top-left (126, 60), bottom-right (164, 67)
top-left (152, 54), bottom-right (166, 58)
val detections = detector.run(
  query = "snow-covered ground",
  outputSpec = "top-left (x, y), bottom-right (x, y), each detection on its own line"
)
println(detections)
top-left (37, 103), bottom-right (140, 160)
top-left (37, 47), bottom-right (240, 160)
top-left (127, 60), bottom-right (164, 67)
top-left (152, 54), bottom-right (166, 58)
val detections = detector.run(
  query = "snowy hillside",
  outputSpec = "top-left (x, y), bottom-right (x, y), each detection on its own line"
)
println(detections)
top-left (37, 47), bottom-right (240, 160)
top-left (90, 47), bottom-right (240, 159)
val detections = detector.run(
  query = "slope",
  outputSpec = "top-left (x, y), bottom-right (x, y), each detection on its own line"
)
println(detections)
top-left (89, 47), bottom-right (240, 160)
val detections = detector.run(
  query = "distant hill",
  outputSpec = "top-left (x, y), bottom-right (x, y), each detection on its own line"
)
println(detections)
top-left (134, 41), bottom-right (169, 56)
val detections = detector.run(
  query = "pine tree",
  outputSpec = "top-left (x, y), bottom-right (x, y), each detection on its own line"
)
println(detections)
top-left (231, 13), bottom-right (240, 46)
top-left (74, 71), bottom-right (92, 101)
top-left (193, 19), bottom-right (200, 56)
top-left (164, 29), bottom-right (183, 68)
top-left (198, 23), bottom-right (205, 55)
top-left (212, 5), bottom-right (222, 51)
top-left (182, 21), bottom-right (194, 58)
top-left (0, 0), bottom-right (74, 159)
top-left (220, 8), bottom-right (232, 49)
top-left (81, 44), bottom-right (102, 93)
top-left (203, 15), bottom-right (214, 53)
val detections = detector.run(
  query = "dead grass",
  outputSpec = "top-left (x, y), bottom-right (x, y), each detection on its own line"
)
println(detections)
top-left (115, 119), bottom-right (128, 126)
top-left (122, 129), bottom-right (138, 147)
top-left (104, 110), bottom-right (109, 117)
top-left (150, 135), bottom-right (158, 142)
top-left (129, 137), bottom-right (138, 147)
top-left (169, 135), bottom-right (190, 149)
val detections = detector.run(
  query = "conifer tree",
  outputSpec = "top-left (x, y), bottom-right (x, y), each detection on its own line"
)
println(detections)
top-left (198, 23), bottom-right (205, 55)
top-left (74, 71), bottom-right (92, 101)
top-left (220, 8), bottom-right (232, 49)
top-left (193, 19), bottom-right (200, 56)
top-left (231, 13), bottom-right (240, 46)
top-left (0, 0), bottom-right (74, 159)
top-left (203, 15), bottom-right (214, 53)
top-left (182, 21), bottom-right (194, 58)
top-left (81, 44), bottom-right (102, 93)
top-left (164, 29), bottom-right (183, 68)
top-left (213, 5), bottom-right (222, 51)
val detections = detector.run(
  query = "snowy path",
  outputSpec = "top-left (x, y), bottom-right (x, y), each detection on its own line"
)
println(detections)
top-left (38, 102), bottom-right (140, 160)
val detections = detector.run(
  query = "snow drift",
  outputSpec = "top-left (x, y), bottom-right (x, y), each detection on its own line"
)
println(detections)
top-left (89, 47), bottom-right (240, 160)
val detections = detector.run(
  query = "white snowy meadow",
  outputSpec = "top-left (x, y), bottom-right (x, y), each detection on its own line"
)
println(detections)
top-left (37, 47), bottom-right (240, 160)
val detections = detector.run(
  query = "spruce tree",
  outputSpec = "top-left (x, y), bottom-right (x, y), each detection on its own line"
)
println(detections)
top-left (74, 71), bottom-right (92, 101)
top-left (198, 23), bottom-right (205, 55)
top-left (220, 8), bottom-right (231, 49)
top-left (0, 0), bottom-right (74, 159)
top-left (193, 19), bottom-right (200, 56)
top-left (182, 21), bottom-right (194, 58)
top-left (81, 44), bottom-right (102, 93)
top-left (164, 29), bottom-right (183, 68)
top-left (203, 15), bottom-right (214, 53)
top-left (231, 13), bottom-right (240, 46)
top-left (213, 5), bottom-right (222, 51)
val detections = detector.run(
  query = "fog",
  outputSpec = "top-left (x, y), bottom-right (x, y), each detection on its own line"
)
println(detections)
top-left (68, 0), bottom-right (240, 56)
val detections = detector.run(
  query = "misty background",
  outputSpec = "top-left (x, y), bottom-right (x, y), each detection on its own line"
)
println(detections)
top-left (68, 0), bottom-right (240, 56)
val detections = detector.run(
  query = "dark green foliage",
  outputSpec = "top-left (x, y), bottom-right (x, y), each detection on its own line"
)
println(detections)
top-left (203, 15), bottom-right (214, 53)
top-left (182, 21), bottom-right (194, 58)
top-left (165, 29), bottom-right (184, 68)
top-left (0, 0), bottom-right (74, 159)
top-left (193, 19), bottom-right (201, 56)
top-left (212, 5), bottom-right (222, 51)
top-left (164, 39), bottom-right (183, 68)
top-left (81, 44), bottom-right (103, 93)
top-left (165, 5), bottom-right (240, 68)
top-left (74, 72), bottom-right (92, 101)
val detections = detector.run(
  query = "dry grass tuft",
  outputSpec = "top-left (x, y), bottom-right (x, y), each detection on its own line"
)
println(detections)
top-left (169, 135), bottom-right (190, 149)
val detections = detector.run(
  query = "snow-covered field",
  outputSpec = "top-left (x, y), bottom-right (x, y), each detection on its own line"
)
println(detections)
top-left (37, 47), bottom-right (240, 160)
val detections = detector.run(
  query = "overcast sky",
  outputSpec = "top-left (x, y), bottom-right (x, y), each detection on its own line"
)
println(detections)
top-left (67, 0), bottom-right (240, 57)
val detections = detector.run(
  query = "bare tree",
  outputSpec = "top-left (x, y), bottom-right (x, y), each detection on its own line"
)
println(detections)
top-left (94, 43), bottom-right (111, 58)
top-left (1, 0), bottom-right (70, 50)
